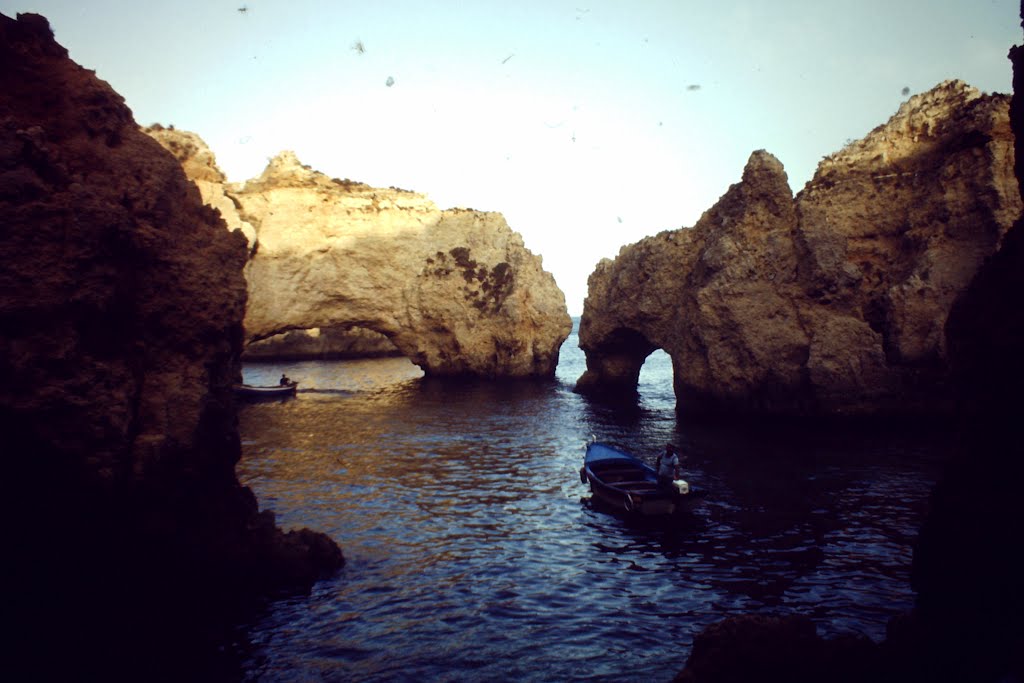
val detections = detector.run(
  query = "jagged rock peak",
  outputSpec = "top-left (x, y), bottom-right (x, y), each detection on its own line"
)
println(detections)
top-left (143, 124), bottom-right (225, 183)
top-left (814, 80), bottom-right (1006, 181)
top-left (743, 149), bottom-right (789, 183)
top-left (4, 12), bottom-right (67, 57)
top-left (144, 125), bottom-right (258, 248)
top-left (258, 150), bottom-right (320, 184)
top-left (244, 149), bottom-right (384, 195)
top-left (708, 150), bottom-right (792, 211)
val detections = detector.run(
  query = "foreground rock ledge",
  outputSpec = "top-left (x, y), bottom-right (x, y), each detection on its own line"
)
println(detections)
top-left (0, 12), bottom-right (342, 670)
top-left (145, 129), bottom-right (574, 377)
top-left (577, 80), bottom-right (1020, 417)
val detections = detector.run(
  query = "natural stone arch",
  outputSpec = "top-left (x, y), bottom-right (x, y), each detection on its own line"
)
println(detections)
top-left (231, 155), bottom-right (575, 378)
top-left (243, 324), bottom-right (400, 361)
top-left (576, 82), bottom-right (1021, 417)
top-left (144, 133), bottom-right (573, 379)
top-left (575, 326), bottom-right (660, 396)
top-left (237, 190), bottom-right (572, 378)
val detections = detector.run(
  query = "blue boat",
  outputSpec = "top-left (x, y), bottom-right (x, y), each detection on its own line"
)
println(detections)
top-left (580, 441), bottom-right (695, 516)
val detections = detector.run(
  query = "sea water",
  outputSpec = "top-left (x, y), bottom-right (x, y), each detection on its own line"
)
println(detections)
top-left (234, 321), bottom-right (948, 681)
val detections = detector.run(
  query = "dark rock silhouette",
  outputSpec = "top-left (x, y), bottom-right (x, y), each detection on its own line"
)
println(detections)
top-left (0, 12), bottom-right (342, 677)
top-left (673, 615), bottom-right (876, 683)
top-left (905, 10), bottom-right (1024, 679)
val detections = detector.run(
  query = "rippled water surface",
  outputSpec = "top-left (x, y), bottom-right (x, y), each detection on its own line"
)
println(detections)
top-left (235, 327), bottom-right (948, 681)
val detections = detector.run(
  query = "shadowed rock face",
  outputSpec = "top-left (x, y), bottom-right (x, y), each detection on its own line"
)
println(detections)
top-left (0, 12), bottom-right (341, 673)
top-left (146, 131), bottom-right (573, 378)
top-left (578, 81), bottom-right (1020, 417)
top-left (902, 16), bottom-right (1024, 681)
top-left (673, 615), bottom-right (876, 683)
top-left (243, 324), bottom-right (401, 360)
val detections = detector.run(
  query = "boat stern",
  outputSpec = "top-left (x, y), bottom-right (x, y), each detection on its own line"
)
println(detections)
top-left (627, 493), bottom-right (676, 516)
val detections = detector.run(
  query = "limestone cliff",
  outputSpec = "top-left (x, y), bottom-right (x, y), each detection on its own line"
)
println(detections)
top-left (0, 12), bottom-right (341, 673)
top-left (578, 80), bottom-right (1020, 416)
top-left (144, 124), bottom-right (258, 250)
top-left (223, 148), bottom-right (570, 376)
top-left (145, 131), bottom-right (571, 376)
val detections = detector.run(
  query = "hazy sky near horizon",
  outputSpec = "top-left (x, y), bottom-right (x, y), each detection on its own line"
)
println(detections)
top-left (3, 1), bottom-right (1020, 313)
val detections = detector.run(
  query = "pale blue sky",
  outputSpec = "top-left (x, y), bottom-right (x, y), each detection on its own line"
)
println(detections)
top-left (3, 1), bottom-right (1019, 313)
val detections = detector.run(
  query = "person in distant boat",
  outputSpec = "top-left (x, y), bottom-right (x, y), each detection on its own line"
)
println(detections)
top-left (279, 373), bottom-right (291, 386)
top-left (656, 443), bottom-right (681, 490)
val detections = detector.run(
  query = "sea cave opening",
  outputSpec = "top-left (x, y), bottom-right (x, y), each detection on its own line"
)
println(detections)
top-left (577, 325), bottom-right (672, 400)
top-left (243, 324), bottom-right (402, 362)
top-left (636, 348), bottom-right (675, 406)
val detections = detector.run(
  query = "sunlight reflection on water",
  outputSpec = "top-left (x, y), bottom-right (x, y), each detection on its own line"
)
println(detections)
top-left (235, 336), bottom-right (948, 681)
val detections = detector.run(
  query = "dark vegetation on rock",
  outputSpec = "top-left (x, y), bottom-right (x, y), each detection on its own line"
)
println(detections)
top-left (0, 12), bottom-right (342, 677)
top-left (427, 247), bottom-right (516, 313)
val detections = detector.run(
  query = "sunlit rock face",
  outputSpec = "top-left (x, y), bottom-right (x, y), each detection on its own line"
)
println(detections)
top-left (578, 80), bottom-right (1020, 416)
top-left (142, 130), bottom-right (400, 362)
top-left (0, 10), bottom-right (341, 632)
top-left (143, 124), bottom-right (258, 250)
top-left (234, 151), bottom-right (572, 377)
top-left (145, 130), bottom-right (572, 376)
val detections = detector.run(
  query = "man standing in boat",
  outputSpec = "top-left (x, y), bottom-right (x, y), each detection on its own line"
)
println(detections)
top-left (656, 443), bottom-right (681, 491)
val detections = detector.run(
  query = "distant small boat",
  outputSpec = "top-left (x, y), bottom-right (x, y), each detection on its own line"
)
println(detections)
top-left (580, 441), bottom-right (697, 516)
top-left (233, 381), bottom-right (298, 400)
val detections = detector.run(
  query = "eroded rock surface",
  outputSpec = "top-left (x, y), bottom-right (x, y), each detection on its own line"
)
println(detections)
top-left (674, 20), bottom-right (1024, 683)
top-left (144, 124), bottom-right (258, 249)
top-left (241, 155), bottom-right (571, 377)
top-left (0, 12), bottom-right (341, 674)
top-left (146, 139), bottom-right (572, 377)
top-left (578, 81), bottom-right (1020, 416)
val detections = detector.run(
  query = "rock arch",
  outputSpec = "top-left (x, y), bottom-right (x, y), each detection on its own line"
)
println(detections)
top-left (243, 324), bottom-right (400, 361)
top-left (576, 82), bottom-right (1021, 416)
top-left (144, 135), bottom-right (573, 378)
top-left (575, 325), bottom-right (660, 396)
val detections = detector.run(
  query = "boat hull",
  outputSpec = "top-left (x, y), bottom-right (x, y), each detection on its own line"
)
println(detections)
top-left (581, 442), bottom-right (693, 517)
top-left (589, 482), bottom-right (677, 515)
top-left (233, 382), bottom-right (298, 400)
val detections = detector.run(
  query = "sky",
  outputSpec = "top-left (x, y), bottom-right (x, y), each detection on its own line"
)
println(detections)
top-left (2, 1), bottom-right (1020, 314)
